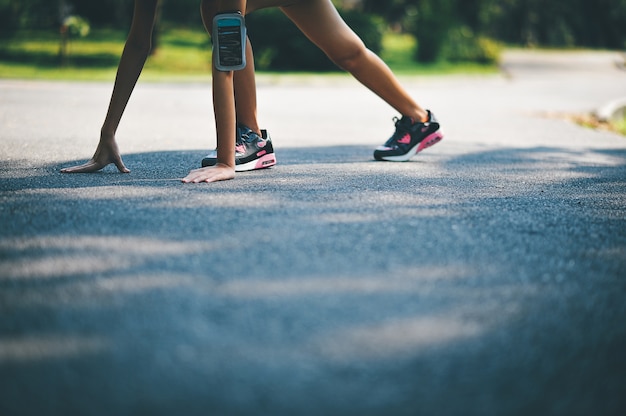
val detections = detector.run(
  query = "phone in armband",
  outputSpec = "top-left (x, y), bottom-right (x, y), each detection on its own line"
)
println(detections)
top-left (212, 12), bottom-right (247, 72)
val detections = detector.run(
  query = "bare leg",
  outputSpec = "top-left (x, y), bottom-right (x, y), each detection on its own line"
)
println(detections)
top-left (200, 0), bottom-right (260, 134)
top-left (235, 39), bottom-right (260, 132)
top-left (233, 0), bottom-right (427, 123)
top-left (61, 0), bottom-right (159, 173)
top-left (182, 0), bottom-right (246, 183)
top-left (280, 0), bottom-right (428, 122)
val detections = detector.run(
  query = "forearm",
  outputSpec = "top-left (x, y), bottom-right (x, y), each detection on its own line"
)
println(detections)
top-left (100, 0), bottom-right (159, 139)
top-left (101, 42), bottom-right (151, 138)
top-left (213, 69), bottom-right (237, 167)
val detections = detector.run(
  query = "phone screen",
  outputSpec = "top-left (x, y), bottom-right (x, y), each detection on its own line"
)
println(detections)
top-left (216, 18), bottom-right (243, 68)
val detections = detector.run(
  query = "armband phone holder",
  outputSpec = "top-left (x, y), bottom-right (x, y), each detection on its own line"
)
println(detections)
top-left (212, 12), bottom-right (247, 71)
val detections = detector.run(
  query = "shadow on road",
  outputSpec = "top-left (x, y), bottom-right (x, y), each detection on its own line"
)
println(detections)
top-left (1, 145), bottom-right (625, 415)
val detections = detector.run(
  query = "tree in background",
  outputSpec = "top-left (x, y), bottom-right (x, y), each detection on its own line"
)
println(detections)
top-left (246, 7), bottom-right (384, 71)
top-left (353, 0), bottom-right (499, 63)
top-left (352, 0), bottom-right (626, 62)
top-left (4, 0), bottom-right (626, 48)
top-left (0, 0), bottom-right (19, 39)
top-left (485, 0), bottom-right (626, 49)
top-left (2, 0), bottom-right (625, 67)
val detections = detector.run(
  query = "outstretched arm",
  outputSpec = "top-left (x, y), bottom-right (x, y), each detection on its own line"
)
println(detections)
top-left (61, 0), bottom-right (160, 173)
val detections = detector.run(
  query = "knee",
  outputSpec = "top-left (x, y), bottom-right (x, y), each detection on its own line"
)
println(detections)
top-left (328, 40), bottom-right (369, 72)
top-left (200, 0), bottom-right (248, 33)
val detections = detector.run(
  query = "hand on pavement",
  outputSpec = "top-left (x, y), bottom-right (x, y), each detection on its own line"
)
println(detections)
top-left (182, 164), bottom-right (236, 184)
top-left (61, 138), bottom-right (130, 173)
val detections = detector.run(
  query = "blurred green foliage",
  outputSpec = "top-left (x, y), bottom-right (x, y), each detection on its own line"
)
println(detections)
top-left (1, 0), bottom-right (625, 69)
top-left (62, 15), bottom-right (90, 38)
top-left (359, 0), bottom-right (626, 62)
top-left (441, 26), bottom-right (502, 65)
top-left (246, 8), bottom-right (383, 71)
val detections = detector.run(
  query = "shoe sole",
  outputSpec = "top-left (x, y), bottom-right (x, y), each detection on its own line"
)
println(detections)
top-left (377, 131), bottom-right (443, 162)
top-left (201, 153), bottom-right (277, 172)
top-left (236, 153), bottom-right (277, 172)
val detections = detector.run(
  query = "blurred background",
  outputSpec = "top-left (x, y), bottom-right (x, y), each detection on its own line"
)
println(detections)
top-left (0, 0), bottom-right (625, 80)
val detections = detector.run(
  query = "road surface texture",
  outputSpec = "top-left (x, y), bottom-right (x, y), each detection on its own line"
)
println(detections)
top-left (1, 50), bottom-right (625, 415)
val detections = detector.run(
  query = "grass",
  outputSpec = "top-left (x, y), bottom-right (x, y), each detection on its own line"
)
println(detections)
top-left (0, 28), bottom-right (213, 82)
top-left (617, 118), bottom-right (626, 136)
top-left (572, 113), bottom-right (626, 136)
top-left (542, 111), bottom-right (626, 137)
top-left (380, 32), bottom-right (499, 75)
top-left (0, 28), bottom-right (498, 82)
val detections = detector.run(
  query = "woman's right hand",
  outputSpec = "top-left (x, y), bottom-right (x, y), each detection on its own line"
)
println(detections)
top-left (61, 135), bottom-right (130, 174)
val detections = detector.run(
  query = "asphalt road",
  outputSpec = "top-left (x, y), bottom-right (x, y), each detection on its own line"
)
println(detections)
top-left (1, 50), bottom-right (626, 415)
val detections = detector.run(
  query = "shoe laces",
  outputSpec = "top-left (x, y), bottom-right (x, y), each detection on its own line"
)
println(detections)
top-left (385, 116), bottom-right (414, 146)
top-left (238, 124), bottom-right (264, 144)
top-left (242, 131), bottom-right (262, 145)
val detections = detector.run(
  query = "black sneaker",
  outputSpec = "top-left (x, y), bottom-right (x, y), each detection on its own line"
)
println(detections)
top-left (201, 124), bottom-right (277, 171)
top-left (373, 111), bottom-right (443, 161)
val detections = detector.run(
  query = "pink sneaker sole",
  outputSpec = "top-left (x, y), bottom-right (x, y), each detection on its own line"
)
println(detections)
top-left (236, 153), bottom-right (277, 172)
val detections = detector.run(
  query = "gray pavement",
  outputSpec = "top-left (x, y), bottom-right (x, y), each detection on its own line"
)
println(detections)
top-left (1, 50), bottom-right (626, 415)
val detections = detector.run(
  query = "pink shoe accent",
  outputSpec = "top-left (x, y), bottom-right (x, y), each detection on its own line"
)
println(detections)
top-left (254, 154), bottom-right (276, 169)
top-left (416, 131), bottom-right (443, 153)
top-left (397, 133), bottom-right (411, 145)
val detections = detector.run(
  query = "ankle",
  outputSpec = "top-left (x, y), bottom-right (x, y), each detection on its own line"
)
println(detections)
top-left (414, 110), bottom-right (429, 123)
top-left (404, 109), bottom-right (429, 124)
top-left (238, 121), bottom-right (261, 136)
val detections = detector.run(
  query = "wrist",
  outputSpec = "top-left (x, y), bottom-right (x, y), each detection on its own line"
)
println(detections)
top-left (99, 129), bottom-right (116, 143)
top-left (216, 161), bottom-right (236, 169)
